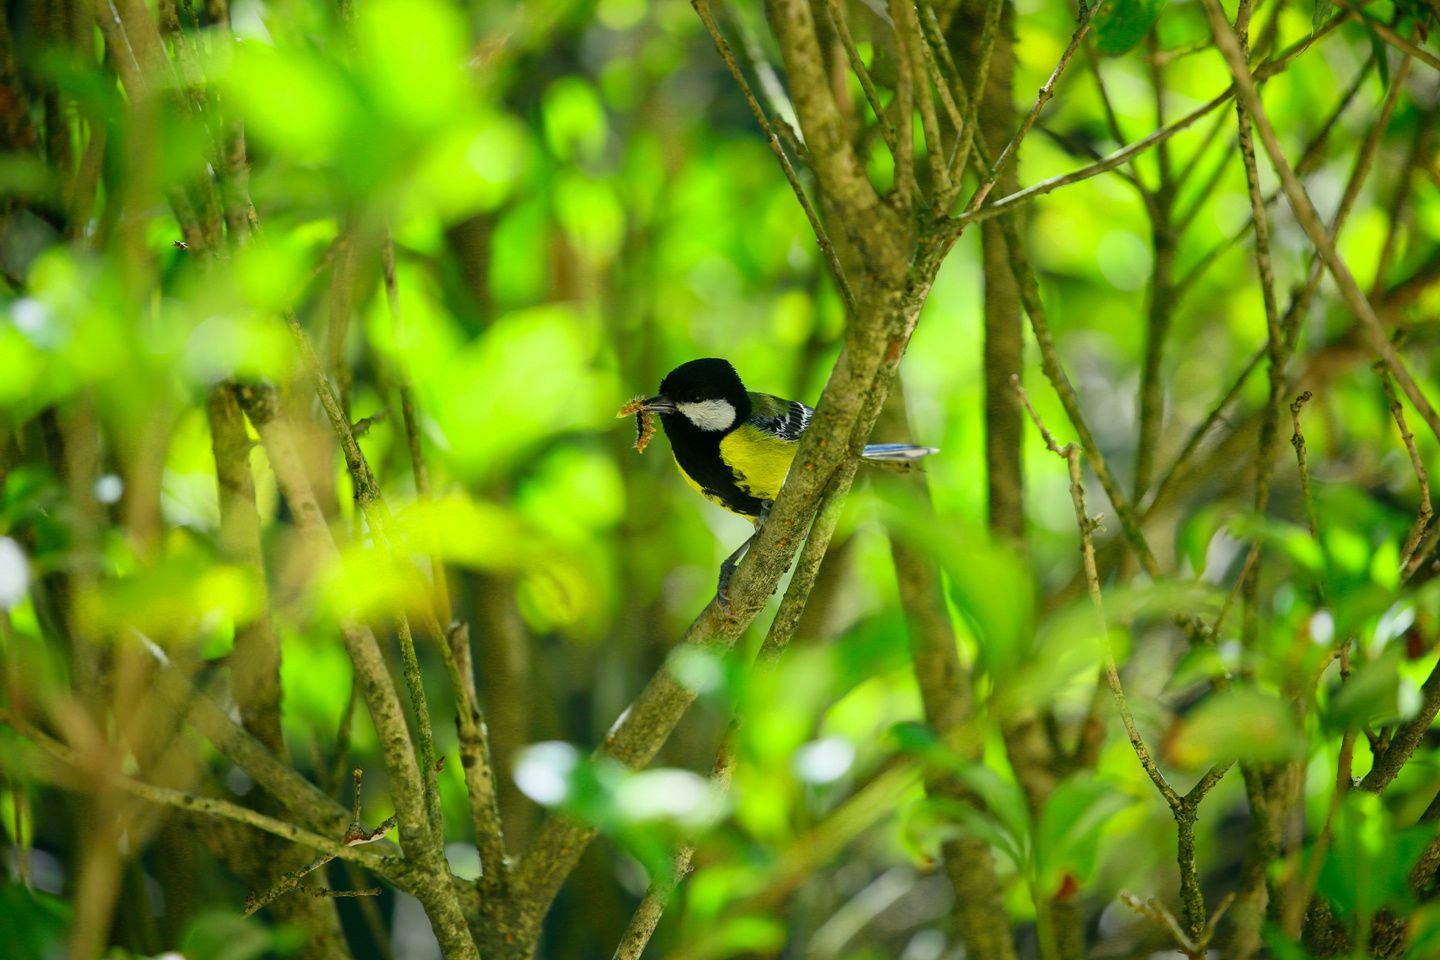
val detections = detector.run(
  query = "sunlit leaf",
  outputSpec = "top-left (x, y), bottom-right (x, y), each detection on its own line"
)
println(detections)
top-left (1325, 646), bottom-right (1417, 731)
top-left (1318, 791), bottom-right (1430, 925)
top-left (1094, 0), bottom-right (1169, 55)
top-left (1166, 687), bottom-right (1306, 768)
top-left (1035, 773), bottom-right (1134, 892)
top-left (543, 77), bottom-right (609, 163)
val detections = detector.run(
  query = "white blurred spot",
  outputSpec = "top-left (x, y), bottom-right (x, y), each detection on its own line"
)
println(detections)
top-left (669, 647), bottom-right (723, 695)
top-left (1202, 526), bottom-right (1244, 585)
top-left (445, 842), bottom-right (481, 881)
top-left (224, 766), bottom-right (254, 797)
top-left (94, 474), bottom-right (124, 504)
top-left (1310, 609), bottom-right (1335, 647)
top-left (1399, 677), bottom-right (1423, 720)
top-left (1219, 639), bottom-right (1243, 668)
top-left (513, 741), bottom-right (579, 807)
top-left (11, 298), bottom-right (53, 342)
top-left (793, 737), bottom-right (855, 785)
top-left (1096, 232), bottom-right (1152, 292)
top-left (1375, 603), bottom-right (1415, 650)
top-left (0, 538), bottom-right (29, 610)
top-left (390, 892), bottom-right (442, 960)
top-left (901, 929), bottom-right (946, 960)
top-left (615, 768), bottom-right (721, 823)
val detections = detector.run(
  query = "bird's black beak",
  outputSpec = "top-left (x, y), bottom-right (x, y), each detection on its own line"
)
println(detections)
top-left (641, 395), bottom-right (677, 415)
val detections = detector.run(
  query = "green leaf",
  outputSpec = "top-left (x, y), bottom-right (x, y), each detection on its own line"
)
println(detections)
top-left (543, 77), bottom-right (609, 163)
top-left (902, 796), bottom-right (1026, 871)
top-left (1318, 792), bottom-right (1431, 926)
top-left (1093, 0), bottom-right (1169, 55)
top-left (0, 882), bottom-right (69, 960)
top-left (1313, 0), bottom-right (1334, 32)
top-left (1325, 646), bottom-right (1413, 731)
top-left (879, 507), bottom-right (1034, 687)
top-left (1035, 773), bottom-right (1135, 892)
top-left (1227, 514), bottom-right (1325, 575)
top-left (1177, 503), bottom-right (1229, 576)
top-left (1167, 687), bottom-right (1306, 768)
top-left (181, 909), bottom-right (304, 960)
top-left (1168, 644), bottom-right (1233, 691)
top-left (952, 764), bottom-right (1032, 859)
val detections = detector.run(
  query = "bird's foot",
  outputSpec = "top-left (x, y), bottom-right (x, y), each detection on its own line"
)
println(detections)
top-left (714, 559), bottom-right (736, 616)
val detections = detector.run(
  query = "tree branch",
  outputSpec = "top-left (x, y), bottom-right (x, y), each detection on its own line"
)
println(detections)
top-left (3, 708), bottom-right (394, 875)
top-left (1201, 0), bottom-right (1440, 448)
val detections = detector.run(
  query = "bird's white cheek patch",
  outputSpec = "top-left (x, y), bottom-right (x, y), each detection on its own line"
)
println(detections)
top-left (677, 399), bottom-right (736, 431)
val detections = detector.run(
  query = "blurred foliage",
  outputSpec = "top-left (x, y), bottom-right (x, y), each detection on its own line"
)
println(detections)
top-left (0, 0), bottom-right (1437, 957)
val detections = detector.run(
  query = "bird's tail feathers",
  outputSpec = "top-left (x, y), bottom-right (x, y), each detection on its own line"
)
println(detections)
top-left (861, 443), bottom-right (939, 462)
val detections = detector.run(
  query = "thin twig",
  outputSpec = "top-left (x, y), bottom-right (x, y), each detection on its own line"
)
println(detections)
top-left (1373, 96), bottom-right (1439, 299)
top-left (693, 0), bottom-right (858, 316)
top-left (965, 0), bottom-right (1103, 212)
top-left (1290, 392), bottom-right (1318, 541)
top-left (243, 768), bottom-right (396, 918)
top-left (823, 0), bottom-right (894, 152)
top-left (1173, 53), bottom-right (1375, 296)
top-left (611, 739), bottom-right (740, 960)
top-left (1013, 377), bottom-right (1179, 808)
top-left (943, 13), bottom-right (1347, 237)
top-left (1145, 347), bottom-right (1264, 514)
top-left (1202, 0), bottom-right (1440, 448)
top-left (1361, 660), bottom-right (1440, 793)
top-left (1001, 225), bottom-right (1162, 577)
top-left (1282, 725), bottom-right (1353, 936)
top-left (1120, 892), bottom-right (1203, 959)
top-left (1, 708), bottom-right (393, 878)
top-left (1380, 370), bottom-right (1434, 574)
top-left (889, 0), bottom-right (918, 208)
top-left (1337, 0), bottom-right (1440, 72)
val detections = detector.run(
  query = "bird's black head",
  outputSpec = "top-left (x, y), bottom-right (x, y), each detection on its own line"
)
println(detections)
top-left (644, 358), bottom-right (751, 433)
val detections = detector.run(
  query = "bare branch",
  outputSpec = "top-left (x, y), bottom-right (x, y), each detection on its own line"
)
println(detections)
top-left (1201, 0), bottom-right (1440, 448)
top-left (1289, 392), bottom-right (1319, 541)
top-left (888, 0), bottom-right (919, 207)
top-left (1000, 224), bottom-right (1162, 577)
top-left (693, 0), bottom-right (858, 315)
top-left (1337, 0), bottom-right (1440, 71)
top-left (1013, 377), bottom-right (1178, 808)
top-left (1380, 370), bottom-right (1435, 575)
top-left (964, 0), bottom-right (1102, 212)
top-left (943, 13), bottom-right (1347, 238)
top-left (2, 708), bottom-right (393, 876)
top-left (823, 0), bottom-right (895, 152)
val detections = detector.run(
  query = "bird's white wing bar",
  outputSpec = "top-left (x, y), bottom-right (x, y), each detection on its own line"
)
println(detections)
top-left (861, 443), bottom-right (940, 461)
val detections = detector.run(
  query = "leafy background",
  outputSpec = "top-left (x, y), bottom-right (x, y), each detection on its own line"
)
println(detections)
top-left (1, 0), bottom-right (1439, 957)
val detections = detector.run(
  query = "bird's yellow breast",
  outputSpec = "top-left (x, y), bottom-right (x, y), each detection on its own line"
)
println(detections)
top-left (718, 425), bottom-right (797, 503)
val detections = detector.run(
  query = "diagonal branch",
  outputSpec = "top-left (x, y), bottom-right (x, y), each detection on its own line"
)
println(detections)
top-left (1014, 378), bottom-right (1178, 807)
top-left (1201, 0), bottom-right (1440, 448)
top-left (964, 0), bottom-right (1103, 212)
top-left (4, 708), bottom-right (394, 875)
top-left (1380, 370), bottom-right (1435, 576)
top-left (693, 0), bottom-right (857, 315)
top-left (233, 384), bottom-right (479, 960)
top-left (941, 13), bottom-right (1347, 238)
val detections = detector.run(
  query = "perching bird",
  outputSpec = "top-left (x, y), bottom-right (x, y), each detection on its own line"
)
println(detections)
top-left (634, 358), bottom-right (937, 604)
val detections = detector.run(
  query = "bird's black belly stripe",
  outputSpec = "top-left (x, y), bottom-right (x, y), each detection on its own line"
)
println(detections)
top-left (661, 415), bottom-right (767, 518)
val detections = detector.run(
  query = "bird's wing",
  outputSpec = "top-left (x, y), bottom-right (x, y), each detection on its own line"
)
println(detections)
top-left (746, 392), bottom-right (813, 443)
